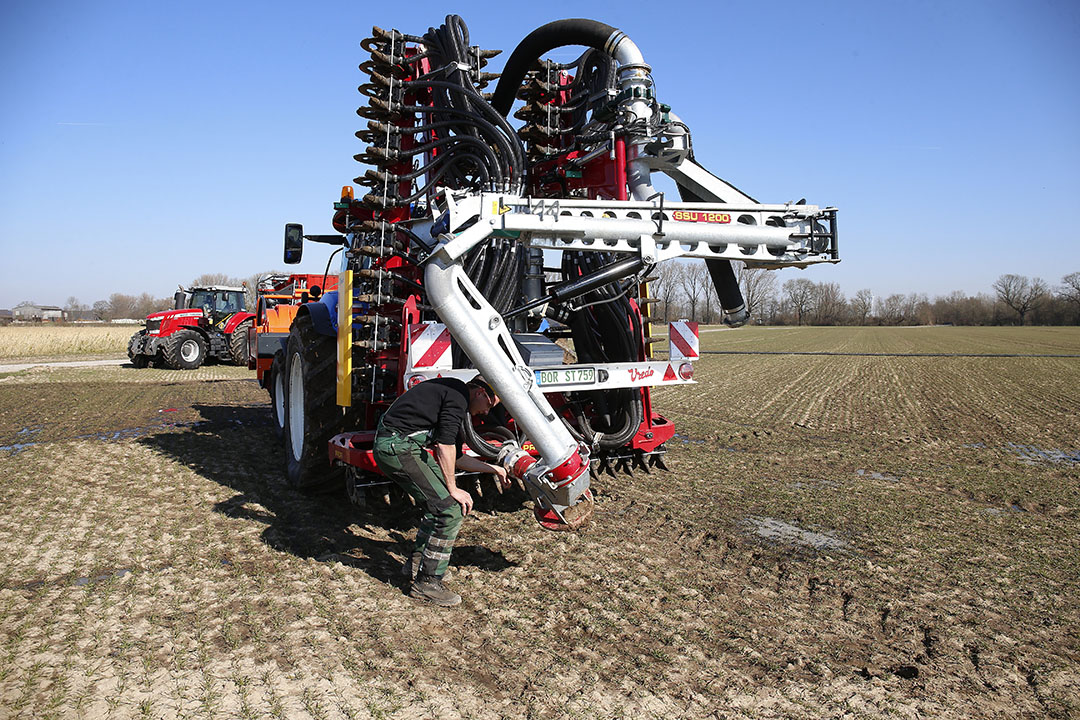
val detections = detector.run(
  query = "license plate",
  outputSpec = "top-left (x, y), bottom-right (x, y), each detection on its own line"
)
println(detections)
top-left (535, 367), bottom-right (595, 386)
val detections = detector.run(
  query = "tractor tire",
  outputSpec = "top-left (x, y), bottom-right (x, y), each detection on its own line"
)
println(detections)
top-left (268, 352), bottom-right (287, 442)
top-left (228, 318), bottom-right (253, 365)
top-left (284, 313), bottom-right (344, 491)
top-left (165, 329), bottom-right (207, 370)
top-left (128, 331), bottom-right (150, 368)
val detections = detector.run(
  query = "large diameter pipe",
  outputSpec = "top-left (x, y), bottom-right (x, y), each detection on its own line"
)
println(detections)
top-left (424, 252), bottom-right (579, 471)
top-left (492, 19), bottom-right (620, 116)
top-left (489, 19), bottom-right (658, 200)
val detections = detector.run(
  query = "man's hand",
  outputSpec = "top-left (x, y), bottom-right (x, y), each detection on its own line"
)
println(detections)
top-left (449, 486), bottom-right (473, 515)
top-left (491, 464), bottom-right (511, 493)
top-left (454, 453), bottom-right (512, 494)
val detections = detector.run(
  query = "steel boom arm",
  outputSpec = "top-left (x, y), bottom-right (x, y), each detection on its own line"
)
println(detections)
top-left (423, 189), bottom-right (837, 521)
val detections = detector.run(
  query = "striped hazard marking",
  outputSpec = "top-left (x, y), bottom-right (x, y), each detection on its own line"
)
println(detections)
top-left (668, 321), bottom-right (699, 360)
top-left (407, 323), bottom-right (452, 369)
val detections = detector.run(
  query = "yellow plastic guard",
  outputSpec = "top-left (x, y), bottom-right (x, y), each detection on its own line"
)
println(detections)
top-left (336, 270), bottom-right (353, 406)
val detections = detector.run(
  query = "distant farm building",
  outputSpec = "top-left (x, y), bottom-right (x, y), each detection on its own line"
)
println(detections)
top-left (0, 310), bottom-right (12, 325)
top-left (12, 303), bottom-right (66, 322)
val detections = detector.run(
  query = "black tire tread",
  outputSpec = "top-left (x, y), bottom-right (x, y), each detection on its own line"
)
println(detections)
top-left (128, 331), bottom-right (150, 368)
top-left (164, 329), bottom-right (207, 370)
top-left (228, 318), bottom-right (253, 365)
top-left (285, 314), bottom-right (345, 491)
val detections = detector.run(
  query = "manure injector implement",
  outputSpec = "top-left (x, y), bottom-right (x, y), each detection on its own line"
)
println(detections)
top-left (271, 16), bottom-right (838, 530)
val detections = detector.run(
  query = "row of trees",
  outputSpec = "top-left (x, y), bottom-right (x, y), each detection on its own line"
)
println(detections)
top-left (62, 293), bottom-right (172, 322)
top-left (650, 264), bottom-right (1080, 326)
top-left (35, 265), bottom-right (1080, 326)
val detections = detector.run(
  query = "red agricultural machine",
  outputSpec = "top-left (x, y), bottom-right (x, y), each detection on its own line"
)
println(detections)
top-left (273, 16), bottom-right (838, 529)
top-left (128, 285), bottom-right (254, 370)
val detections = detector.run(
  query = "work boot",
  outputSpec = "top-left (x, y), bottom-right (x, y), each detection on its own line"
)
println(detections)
top-left (401, 551), bottom-right (450, 581)
top-left (409, 573), bottom-right (461, 607)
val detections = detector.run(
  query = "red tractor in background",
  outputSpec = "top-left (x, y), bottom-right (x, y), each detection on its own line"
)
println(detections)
top-left (247, 273), bottom-right (339, 439)
top-left (128, 285), bottom-right (254, 370)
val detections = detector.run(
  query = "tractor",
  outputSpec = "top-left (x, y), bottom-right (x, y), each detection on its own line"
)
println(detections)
top-left (248, 272), bottom-right (340, 439)
top-left (128, 285), bottom-right (254, 370)
top-left (271, 16), bottom-right (839, 530)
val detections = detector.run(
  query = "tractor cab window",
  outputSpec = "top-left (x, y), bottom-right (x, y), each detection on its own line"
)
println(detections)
top-left (188, 290), bottom-right (245, 313)
top-left (189, 290), bottom-right (215, 311)
top-left (220, 291), bottom-right (245, 312)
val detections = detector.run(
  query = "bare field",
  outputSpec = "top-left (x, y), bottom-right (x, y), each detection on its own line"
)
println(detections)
top-left (0, 325), bottom-right (133, 361)
top-left (0, 327), bottom-right (1078, 719)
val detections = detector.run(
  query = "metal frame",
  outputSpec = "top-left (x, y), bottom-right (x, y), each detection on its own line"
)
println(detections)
top-left (435, 191), bottom-right (837, 269)
top-left (423, 184), bottom-right (836, 518)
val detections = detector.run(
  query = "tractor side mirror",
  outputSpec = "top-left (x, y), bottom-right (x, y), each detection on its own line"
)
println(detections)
top-left (173, 291), bottom-right (186, 309)
top-left (284, 223), bottom-right (304, 264)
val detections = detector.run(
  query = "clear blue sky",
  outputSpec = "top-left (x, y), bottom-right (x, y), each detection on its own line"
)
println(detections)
top-left (2, 0), bottom-right (1078, 309)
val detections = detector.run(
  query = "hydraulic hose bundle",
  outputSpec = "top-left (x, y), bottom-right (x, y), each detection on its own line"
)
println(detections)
top-left (354, 16), bottom-right (531, 395)
top-left (356, 15), bottom-right (524, 200)
top-left (561, 251), bottom-right (643, 449)
top-left (514, 49), bottom-right (617, 165)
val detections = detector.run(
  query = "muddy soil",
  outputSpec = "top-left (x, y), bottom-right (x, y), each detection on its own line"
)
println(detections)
top-left (0, 335), bottom-right (1078, 719)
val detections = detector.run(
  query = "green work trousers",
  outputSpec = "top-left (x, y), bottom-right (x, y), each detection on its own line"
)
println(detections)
top-left (372, 422), bottom-right (463, 578)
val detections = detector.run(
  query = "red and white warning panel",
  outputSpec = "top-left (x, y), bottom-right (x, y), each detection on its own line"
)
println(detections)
top-left (530, 361), bottom-right (694, 391)
top-left (406, 322), bottom-right (453, 371)
top-left (403, 321), bottom-right (695, 393)
top-left (668, 321), bottom-right (699, 360)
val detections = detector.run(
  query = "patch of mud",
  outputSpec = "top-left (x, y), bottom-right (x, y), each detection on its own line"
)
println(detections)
top-left (0, 442), bottom-right (40, 455)
top-left (0, 428), bottom-right (45, 454)
top-left (855, 468), bottom-right (899, 482)
top-left (965, 441), bottom-right (1079, 466)
top-left (0, 416), bottom-right (269, 456)
top-left (74, 568), bottom-right (132, 586)
top-left (743, 516), bottom-right (849, 552)
top-left (1003, 442), bottom-right (1079, 466)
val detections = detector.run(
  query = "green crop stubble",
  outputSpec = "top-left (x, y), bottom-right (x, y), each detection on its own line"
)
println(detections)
top-left (0, 328), bottom-right (1077, 717)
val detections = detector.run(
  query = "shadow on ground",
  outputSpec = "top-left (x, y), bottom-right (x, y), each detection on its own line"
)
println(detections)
top-left (138, 403), bottom-right (519, 585)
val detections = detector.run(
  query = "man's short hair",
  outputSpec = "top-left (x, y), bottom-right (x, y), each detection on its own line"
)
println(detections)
top-left (467, 376), bottom-right (497, 404)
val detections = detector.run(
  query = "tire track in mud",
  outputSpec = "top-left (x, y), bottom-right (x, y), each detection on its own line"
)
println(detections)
top-left (605, 493), bottom-right (1074, 717)
top-left (616, 433), bottom-right (1078, 710)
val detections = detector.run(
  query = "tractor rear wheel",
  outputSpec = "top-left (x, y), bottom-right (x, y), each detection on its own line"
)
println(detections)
top-left (165, 330), bottom-right (207, 370)
top-left (128, 331), bottom-right (150, 368)
top-left (268, 352), bottom-right (287, 441)
top-left (228, 318), bottom-right (253, 365)
top-left (284, 314), bottom-right (344, 491)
